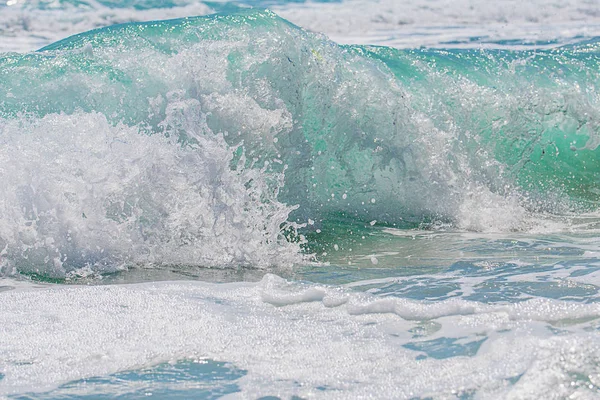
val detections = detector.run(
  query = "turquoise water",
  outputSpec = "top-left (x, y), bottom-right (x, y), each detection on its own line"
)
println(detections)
top-left (14, 360), bottom-right (246, 399)
top-left (1, 4), bottom-right (600, 400)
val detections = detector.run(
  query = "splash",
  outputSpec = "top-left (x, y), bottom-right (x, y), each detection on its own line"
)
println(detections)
top-left (1, 10), bottom-right (600, 275)
top-left (0, 108), bottom-right (302, 277)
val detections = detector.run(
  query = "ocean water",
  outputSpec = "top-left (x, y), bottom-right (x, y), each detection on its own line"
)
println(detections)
top-left (2, 1), bottom-right (600, 399)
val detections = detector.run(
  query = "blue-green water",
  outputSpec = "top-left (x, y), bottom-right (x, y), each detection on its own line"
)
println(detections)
top-left (1, 4), bottom-right (600, 400)
top-left (14, 360), bottom-right (246, 399)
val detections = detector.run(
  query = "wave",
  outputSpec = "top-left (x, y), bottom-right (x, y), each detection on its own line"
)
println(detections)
top-left (1, 10), bottom-right (599, 275)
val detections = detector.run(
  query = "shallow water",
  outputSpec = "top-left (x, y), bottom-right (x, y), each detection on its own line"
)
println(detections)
top-left (3, 228), bottom-right (600, 398)
top-left (2, 1), bottom-right (600, 399)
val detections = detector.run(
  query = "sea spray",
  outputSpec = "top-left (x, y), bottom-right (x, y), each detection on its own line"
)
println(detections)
top-left (1, 10), bottom-right (600, 275)
top-left (0, 109), bottom-right (302, 277)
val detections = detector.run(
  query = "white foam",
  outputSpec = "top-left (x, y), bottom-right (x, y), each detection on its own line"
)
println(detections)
top-left (3, 0), bottom-right (600, 53)
top-left (0, 110), bottom-right (303, 276)
top-left (1, 275), bottom-right (600, 398)
top-left (0, 0), bottom-right (214, 52)
top-left (276, 0), bottom-right (600, 49)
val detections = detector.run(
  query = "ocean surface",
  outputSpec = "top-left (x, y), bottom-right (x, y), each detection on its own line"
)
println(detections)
top-left (2, 0), bottom-right (600, 399)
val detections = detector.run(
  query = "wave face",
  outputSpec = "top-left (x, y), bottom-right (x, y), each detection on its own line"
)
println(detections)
top-left (1, 10), bottom-right (600, 275)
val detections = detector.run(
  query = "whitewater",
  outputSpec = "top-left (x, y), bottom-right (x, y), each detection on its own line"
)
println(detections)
top-left (1, 1), bottom-right (600, 399)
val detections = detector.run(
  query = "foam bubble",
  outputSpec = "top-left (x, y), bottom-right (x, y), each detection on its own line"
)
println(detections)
top-left (1, 275), bottom-right (600, 398)
top-left (0, 110), bottom-right (303, 277)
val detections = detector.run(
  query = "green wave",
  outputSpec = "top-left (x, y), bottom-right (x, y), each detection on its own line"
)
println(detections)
top-left (1, 9), bottom-right (599, 227)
